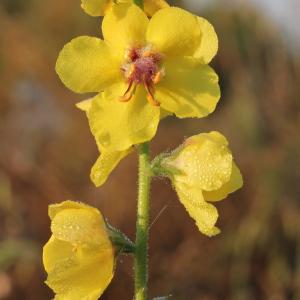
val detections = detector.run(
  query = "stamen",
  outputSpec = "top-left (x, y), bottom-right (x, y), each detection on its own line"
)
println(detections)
top-left (119, 91), bottom-right (133, 102)
top-left (144, 83), bottom-right (160, 106)
top-left (119, 81), bottom-right (136, 102)
top-left (120, 46), bottom-right (164, 105)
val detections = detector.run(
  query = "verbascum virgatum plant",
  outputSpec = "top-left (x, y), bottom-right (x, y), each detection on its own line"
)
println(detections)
top-left (43, 1), bottom-right (243, 299)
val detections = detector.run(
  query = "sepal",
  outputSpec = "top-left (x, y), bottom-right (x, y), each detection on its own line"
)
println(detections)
top-left (106, 223), bottom-right (135, 255)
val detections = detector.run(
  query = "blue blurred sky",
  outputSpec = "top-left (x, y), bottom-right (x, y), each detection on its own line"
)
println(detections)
top-left (186, 0), bottom-right (300, 49)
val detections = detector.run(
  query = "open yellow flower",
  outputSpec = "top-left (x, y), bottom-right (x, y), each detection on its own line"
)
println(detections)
top-left (56, 4), bottom-right (220, 151)
top-left (161, 132), bottom-right (243, 236)
top-left (81, 0), bottom-right (170, 17)
top-left (43, 201), bottom-right (114, 299)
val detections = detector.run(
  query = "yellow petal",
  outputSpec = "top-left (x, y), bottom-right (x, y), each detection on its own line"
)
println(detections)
top-left (81, 0), bottom-right (112, 16)
top-left (155, 58), bottom-right (220, 118)
top-left (102, 3), bottom-right (148, 52)
top-left (169, 132), bottom-right (233, 191)
top-left (174, 182), bottom-right (220, 236)
top-left (43, 236), bottom-right (114, 300)
top-left (193, 17), bottom-right (218, 64)
top-left (76, 98), bottom-right (93, 112)
top-left (160, 108), bottom-right (172, 119)
top-left (81, 0), bottom-right (169, 17)
top-left (144, 0), bottom-right (170, 16)
top-left (88, 83), bottom-right (160, 151)
top-left (43, 236), bottom-right (75, 274)
top-left (49, 200), bottom-right (98, 220)
top-left (50, 203), bottom-right (109, 246)
top-left (56, 36), bottom-right (121, 93)
top-left (203, 162), bottom-right (243, 202)
top-left (91, 147), bottom-right (133, 187)
top-left (146, 7), bottom-right (201, 57)
top-left (76, 96), bottom-right (134, 186)
top-left (185, 131), bottom-right (228, 146)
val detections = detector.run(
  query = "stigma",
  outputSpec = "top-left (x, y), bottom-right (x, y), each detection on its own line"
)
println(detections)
top-left (120, 46), bottom-right (165, 106)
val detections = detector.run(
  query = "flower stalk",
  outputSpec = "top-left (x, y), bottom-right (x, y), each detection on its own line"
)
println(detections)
top-left (134, 142), bottom-right (151, 300)
top-left (133, 0), bottom-right (144, 9)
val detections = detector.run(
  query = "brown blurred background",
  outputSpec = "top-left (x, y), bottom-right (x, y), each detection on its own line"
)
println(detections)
top-left (0, 0), bottom-right (300, 299)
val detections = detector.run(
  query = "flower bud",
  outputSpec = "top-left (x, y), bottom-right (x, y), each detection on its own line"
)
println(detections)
top-left (43, 200), bottom-right (134, 299)
top-left (159, 131), bottom-right (243, 236)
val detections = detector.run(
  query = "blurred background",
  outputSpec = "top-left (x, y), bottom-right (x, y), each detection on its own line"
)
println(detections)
top-left (0, 0), bottom-right (299, 299)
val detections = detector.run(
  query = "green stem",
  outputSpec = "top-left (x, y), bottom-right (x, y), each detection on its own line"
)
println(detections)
top-left (133, 0), bottom-right (144, 9)
top-left (134, 142), bottom-right (151, 300)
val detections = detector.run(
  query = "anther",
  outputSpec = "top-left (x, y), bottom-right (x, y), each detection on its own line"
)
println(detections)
top-left (119, 81), bottom-right (136, 102)
top-left (142, 50), bottom-right (153, 58)
top-left (144, 83), bottom-right (160, 106)
top-left (152, 70), bottom-right (165, 84)
top-left (119, 91), bottom-right (133, 102)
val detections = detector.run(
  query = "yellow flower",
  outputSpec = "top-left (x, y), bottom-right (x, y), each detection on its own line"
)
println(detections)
top-left (81, 0), bottom-right (170, 17)
top-left (56, 4), bottom-right (220, 151)
top-left (162, 132), bottom-right (243, 236)
top-left (43, 201), bottom-right (114, 299)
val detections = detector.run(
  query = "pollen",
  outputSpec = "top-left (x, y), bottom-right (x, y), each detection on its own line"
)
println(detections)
top-left (120, 45), bottom-right (164, 106)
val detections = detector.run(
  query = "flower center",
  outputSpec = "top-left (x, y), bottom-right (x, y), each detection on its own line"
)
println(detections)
top-left (120, 46), bottom-right (165, 106)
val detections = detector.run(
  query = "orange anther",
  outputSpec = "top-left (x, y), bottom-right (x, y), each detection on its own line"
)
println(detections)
top-left (119, 91), bottom-right (133, 102)
top-left (142, 50), bottom-right (153, 58)
top-left (152, 70), bottom-right (164, 84)
top-left (147, 93), bottom-right (160, 106)
top-left (119, 81), bottom-right (137, 102)
top-left (144, 83), bottom-right (160, 106)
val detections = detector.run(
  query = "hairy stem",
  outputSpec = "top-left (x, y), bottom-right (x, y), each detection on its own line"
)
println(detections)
top-left (134, 142), bottom-right (151, 300)
top-left (133, 0), bottom-right (144, 9)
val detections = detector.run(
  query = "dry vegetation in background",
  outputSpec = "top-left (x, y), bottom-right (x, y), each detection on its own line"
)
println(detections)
top-left (0, 0), bottom-right (299, 299)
